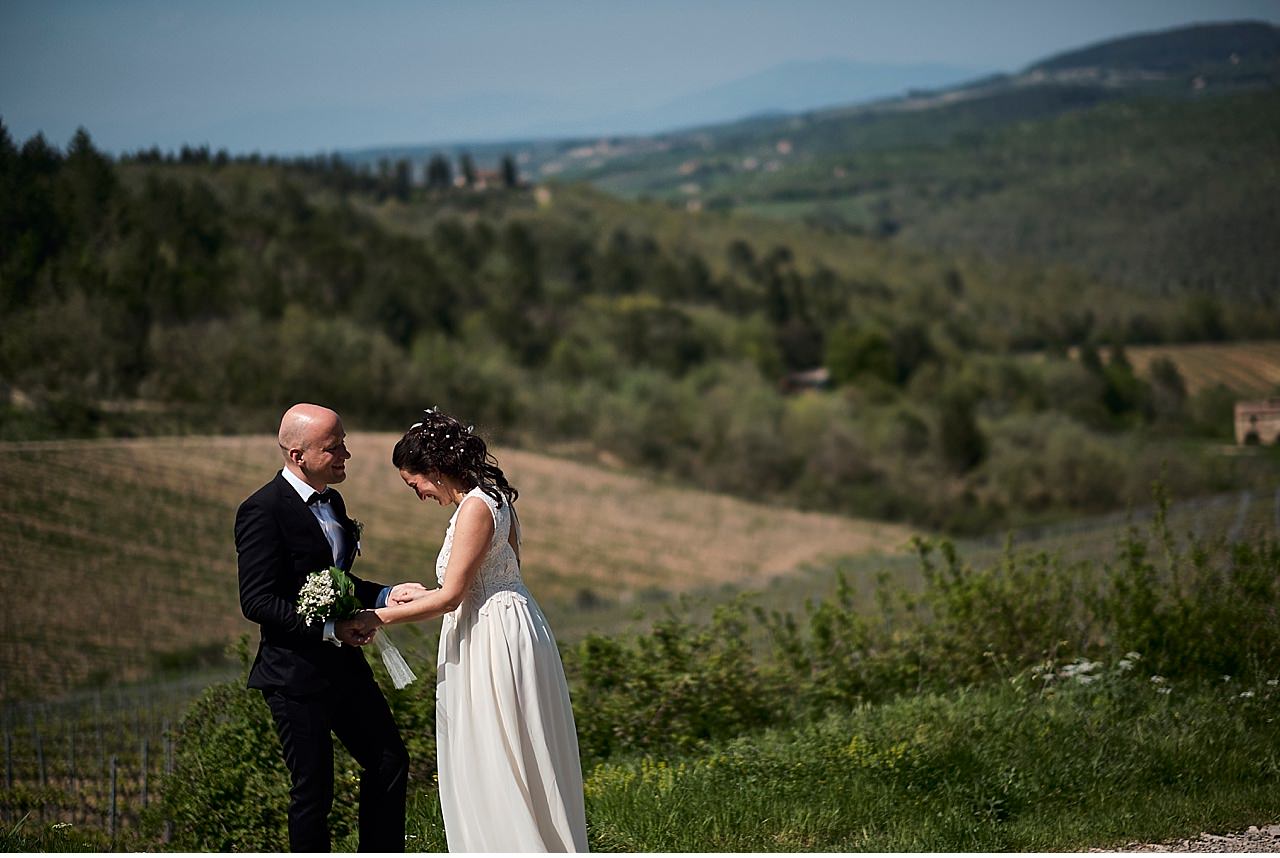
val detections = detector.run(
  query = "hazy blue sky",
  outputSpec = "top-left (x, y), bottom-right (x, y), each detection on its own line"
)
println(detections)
top-left (2, 0), bottom-right (1277, 154)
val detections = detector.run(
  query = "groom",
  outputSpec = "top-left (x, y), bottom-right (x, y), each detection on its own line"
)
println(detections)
top-left (236, 403), bottom-right (413, 852)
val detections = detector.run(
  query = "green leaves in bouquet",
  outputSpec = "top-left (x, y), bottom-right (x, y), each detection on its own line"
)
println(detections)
top-left (326, 565), bottom-right (362, 621)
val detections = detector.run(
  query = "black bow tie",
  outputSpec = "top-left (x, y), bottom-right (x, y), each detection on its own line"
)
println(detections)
top-left (305, 490), bottom-right (333, 506)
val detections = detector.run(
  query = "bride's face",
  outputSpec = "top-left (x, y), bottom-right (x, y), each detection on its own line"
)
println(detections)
top-left (400, 468), bottom-right (451, 506)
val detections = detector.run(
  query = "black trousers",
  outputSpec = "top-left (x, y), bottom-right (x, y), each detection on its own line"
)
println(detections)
top-left (264, 679), bottom-right (409, 852)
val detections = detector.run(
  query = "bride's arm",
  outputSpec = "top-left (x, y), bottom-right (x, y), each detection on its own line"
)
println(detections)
top-left (369, 498), bottom-right (495, 627)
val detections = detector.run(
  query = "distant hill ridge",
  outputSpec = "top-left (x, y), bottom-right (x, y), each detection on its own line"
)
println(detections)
top-left (1029, 20), bottom-right (1280, 73)
top-left (342, 19), bottom-right (1280, 170)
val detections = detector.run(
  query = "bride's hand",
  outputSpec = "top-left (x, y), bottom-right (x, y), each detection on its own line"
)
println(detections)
top-left (388, 582), bottom-right (430, 605)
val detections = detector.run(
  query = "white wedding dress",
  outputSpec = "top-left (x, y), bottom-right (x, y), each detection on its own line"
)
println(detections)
top-left (434, 487), bottom-right (589, 852)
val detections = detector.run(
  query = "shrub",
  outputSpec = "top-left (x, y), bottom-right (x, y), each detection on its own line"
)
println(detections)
top-left (152, 682), bottom-right (322, 851)
top-left (152, 638), bottom-right (441, 852)
top-left (566, 601), bottom-right (775, 764)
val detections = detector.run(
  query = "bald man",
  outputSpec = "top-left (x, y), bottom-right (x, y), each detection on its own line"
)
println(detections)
top-left (235, 404), bottom-right (409, 852)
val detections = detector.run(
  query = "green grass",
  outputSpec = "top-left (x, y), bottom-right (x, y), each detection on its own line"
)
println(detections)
top-left (0, 814), bottom-right (109, 852)
top-left (282, 664), bottom-right (1280, 852)
top-left (331, 667), bottom-right (1280, 852)
top-left (577, 674), bottom-right (1280, 851)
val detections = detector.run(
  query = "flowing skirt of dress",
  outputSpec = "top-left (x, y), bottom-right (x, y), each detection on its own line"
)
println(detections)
top-left (436, 586), bottom-right (589, 852)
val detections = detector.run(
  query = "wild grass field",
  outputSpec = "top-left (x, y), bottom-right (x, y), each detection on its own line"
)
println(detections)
top-left (0, 432), bottom-right (910, 702)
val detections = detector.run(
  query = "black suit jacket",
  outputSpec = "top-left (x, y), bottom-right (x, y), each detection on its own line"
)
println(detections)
top-left (235, 472), bottom-right (385, 693)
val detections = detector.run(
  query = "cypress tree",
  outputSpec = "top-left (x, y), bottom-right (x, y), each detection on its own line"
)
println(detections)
top-left (500, 153), bottom-right (518, 188)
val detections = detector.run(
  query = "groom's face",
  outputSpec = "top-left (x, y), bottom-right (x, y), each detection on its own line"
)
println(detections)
top-left (302, 419), bottom-right (350, 486)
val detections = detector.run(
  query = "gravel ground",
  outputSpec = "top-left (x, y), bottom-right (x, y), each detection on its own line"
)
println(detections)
top-left (1091, 824), bottom-right (1280, 853)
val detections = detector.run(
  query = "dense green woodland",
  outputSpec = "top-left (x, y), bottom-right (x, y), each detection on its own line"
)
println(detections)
top-left (1, 117), bottom-right (1277, 532)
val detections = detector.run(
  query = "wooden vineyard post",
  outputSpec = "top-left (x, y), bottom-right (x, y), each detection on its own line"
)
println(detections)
top-left (108, 754), bottom-right (118, 845)
top-left (35, 729), bottom-right (46, 787)
top-left (4, 729), bottom-right (11, 791)
top-left (67, 729), bottom-right (76, 791)
top-left (141, 738), bottom-right (149, 808)
top-left (96, 717), bottom-right (104, 776)
top-left (163, 723), bottom-right (174, 843)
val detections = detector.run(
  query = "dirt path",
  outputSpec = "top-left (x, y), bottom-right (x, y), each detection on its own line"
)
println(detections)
top-left (1090, 824), bottom-right (1280, 853)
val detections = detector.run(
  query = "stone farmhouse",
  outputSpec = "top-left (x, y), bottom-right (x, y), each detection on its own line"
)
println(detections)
top-left (1235, 399), bottom-right (1280, 445)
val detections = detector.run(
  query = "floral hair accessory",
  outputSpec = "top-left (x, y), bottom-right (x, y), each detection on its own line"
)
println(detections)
top-left (409, 406), bottom-right (441, 431)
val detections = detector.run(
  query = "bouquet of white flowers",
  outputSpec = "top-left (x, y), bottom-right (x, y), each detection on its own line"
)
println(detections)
top-left (297, 566), bottom-right (361, 625)
top-left (297, 566), bottom-right (417, 689)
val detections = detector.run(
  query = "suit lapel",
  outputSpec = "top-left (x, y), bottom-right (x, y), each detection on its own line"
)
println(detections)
top-left (330, 491), bottom-right (359, 571)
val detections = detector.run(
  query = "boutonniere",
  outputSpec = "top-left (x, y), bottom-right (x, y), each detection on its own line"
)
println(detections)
top-left (352, 518), bottom-right (364, 555)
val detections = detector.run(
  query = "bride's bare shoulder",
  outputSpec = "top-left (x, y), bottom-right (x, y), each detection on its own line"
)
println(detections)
top-left (454, 495), bottom-right (496, 536)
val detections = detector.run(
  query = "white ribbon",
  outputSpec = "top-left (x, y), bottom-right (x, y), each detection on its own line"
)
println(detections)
top-left (375, 630), bottom-right (417, 689)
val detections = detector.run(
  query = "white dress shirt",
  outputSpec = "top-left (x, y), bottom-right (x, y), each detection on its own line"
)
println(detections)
top-left (280, 468), bottom-right (344, 646)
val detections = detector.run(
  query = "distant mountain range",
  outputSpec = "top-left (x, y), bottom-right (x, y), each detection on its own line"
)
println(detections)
top-left (341, 58), bottom-right (985, 167)
top-left (562, 58), bottom-right (987, 138)
top-left (342, 19), bottom-right (1279, 177)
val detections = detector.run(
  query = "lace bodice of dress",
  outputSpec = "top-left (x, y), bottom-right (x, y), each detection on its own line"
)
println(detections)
top-left (436, 487), bottom-right (525, 609)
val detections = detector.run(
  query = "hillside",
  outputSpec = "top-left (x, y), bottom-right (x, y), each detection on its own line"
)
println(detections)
top-left (1030, 20), bottom-right (1280, 73)
top-left (520, 23), bottom-right (1280, 303)
top-left (4, 127), bottom-right (1279, 544)
top-left (557, 87), bottom-right (1280, 305)
top-left (0, 434), bottom-right (910, 701)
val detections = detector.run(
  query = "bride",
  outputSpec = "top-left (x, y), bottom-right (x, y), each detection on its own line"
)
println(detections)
top-left (354, 409), bottom-right (589, 852)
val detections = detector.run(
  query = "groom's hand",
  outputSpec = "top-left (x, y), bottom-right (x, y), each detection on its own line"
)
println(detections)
top-left (335, 617), bottom-right (376, 647)
top-left (389, 582), bottom-right (429, 605)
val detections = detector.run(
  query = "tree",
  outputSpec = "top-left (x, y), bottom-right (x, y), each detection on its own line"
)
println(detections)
top-left (1147, 357), bottom-right (1187, 423)
top-left (19, 132), bottom-right (62, 174)
top-left (0, 118), bottom-right (16, 169)
top-left (1078, 342), bottom-right (1104, 375)
top-left (393, 158), bottom-right (412, 201)
top-left (826, 324), bottom-right (895, 387)
top-left (459, 152), bottom-right (477, 188)
top-left (1178, 293), bottom-right (1227, 342)
top-left (426, 154), bottom-right (452, 191)
top-left (943, 267), bottom-right (965, 297)
top-left (761, 247), bottom-right (795, 326)
top-left (60, 127), bottom-right (118, 240)
top-left (500, 153), bottom-right (519, 188)
top-left (726, 239), bottom-right (756, 280)
top-left (889, 322), bottom-right (936, 385)
top-left (1107, 341), bottom-right (1132, 371)
top-left (938, 392), bottom-right (987, 473)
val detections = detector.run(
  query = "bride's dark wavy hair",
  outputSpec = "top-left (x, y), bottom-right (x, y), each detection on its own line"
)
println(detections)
top-left (392, 409), bottom-right (518, 508)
